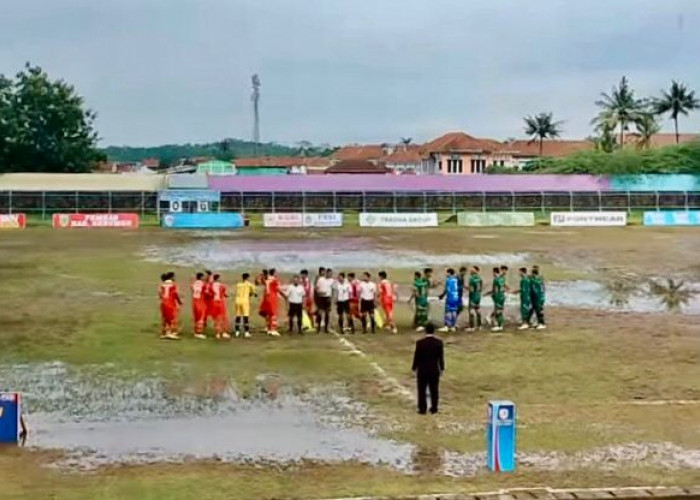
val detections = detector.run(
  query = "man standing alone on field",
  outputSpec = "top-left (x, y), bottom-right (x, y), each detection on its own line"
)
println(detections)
top-left (412, 322), bottom-right (444, 415)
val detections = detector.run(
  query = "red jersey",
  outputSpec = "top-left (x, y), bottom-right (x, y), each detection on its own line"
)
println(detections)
top-left (191, 280), bottom-right (206, 300)
top-left (159, 281), bottom-right (180, 307)
top-left (379, 279), bottom-right (394, 305)
top-left (349, 279), bottom-right (361, 302)
top-left (266, 276), bottom-right (280, 299)
top-left (210, 282), bottom-right (228, 303)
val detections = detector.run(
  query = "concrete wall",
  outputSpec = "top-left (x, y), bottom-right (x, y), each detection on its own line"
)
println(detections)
top-left (0, 173), bottom-right (166, 192)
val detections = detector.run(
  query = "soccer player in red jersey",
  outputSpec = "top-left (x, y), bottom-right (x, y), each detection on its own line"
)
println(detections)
top-left (348, 272), bottom-right (361, 320)
top-left (378, 271), bottom-right (398, 334)
top-left (209, 274), bottom-right (230, 339)
top-left (265, 268), bottom-right (281, 337)
top-left (191, 272), bottom-right (207, 339)
top-left (159, 272), bottom-right (182, 340)
top-left (203, 270), bottom-right (214, 332)
top-left (256, 269), bottom-right (270, 322)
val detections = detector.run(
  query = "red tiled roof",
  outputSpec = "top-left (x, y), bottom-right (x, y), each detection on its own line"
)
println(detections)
top-left (331, 145), bottom-right (386, 161)
top-left (325, 159), bottom-right (391, 174)
top-left (623, 133), bottom-right (699, 148)
top-left (235, 156), bottom-right (331, 168)
top-left (506, 140), bottom-right (594, 157)
top-left (141, 158), bottom-right (160, 168)
top-left (421, 132), bottom-right (501, 153)
top-left (380, 148), bottom-right (422, 164)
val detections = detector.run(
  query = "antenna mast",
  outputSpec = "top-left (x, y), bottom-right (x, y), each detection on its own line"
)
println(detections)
top-left (251, 74), bottom-right (261, 155)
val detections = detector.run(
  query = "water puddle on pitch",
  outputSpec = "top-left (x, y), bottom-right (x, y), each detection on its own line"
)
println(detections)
top-left (2, 363), bottom-right (412, 470)
top-left (142, 237), bottom-right (528, 273)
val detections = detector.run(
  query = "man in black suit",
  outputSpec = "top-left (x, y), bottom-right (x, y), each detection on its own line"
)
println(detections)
top-left (411, 322), bottom-right (445, 414)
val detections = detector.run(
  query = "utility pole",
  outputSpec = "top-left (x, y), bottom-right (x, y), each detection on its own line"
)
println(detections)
top-left (251, 74), bottom-right (261, 156)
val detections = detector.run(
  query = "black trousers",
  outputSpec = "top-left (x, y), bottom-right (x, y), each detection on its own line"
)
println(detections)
top-left (416, 373), bottom-right (440, 414)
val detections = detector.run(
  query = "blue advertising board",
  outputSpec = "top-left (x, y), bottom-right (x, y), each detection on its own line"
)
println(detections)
top-left (158, 190), bottom-right (221, 203)
top-left (486, 400), bottom-right (516, 472)
top-left (0, 392), bottom-right (22, 444)
top-left (162, 213), bottom-right (245, 229)
top-left (643, 211), bottom-right (700, 226)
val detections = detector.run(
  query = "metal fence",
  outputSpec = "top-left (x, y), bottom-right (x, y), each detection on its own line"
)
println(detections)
top-left (1, 190), bottom-right (700, 217)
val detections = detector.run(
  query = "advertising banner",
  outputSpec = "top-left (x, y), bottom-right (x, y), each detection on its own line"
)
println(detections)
top-left (0, 214), bottom-right (26, 229)
top-left (457, 212), bottom-right (535, 227)
top-left (359, 212), bottom-right (438, 228)
top-left (162, 212), bottom-right (245, 229)
top-left (263, 213), bottom-right (303, 228)
top-left (643, 210), bottom-right (700, 226)
top-left (52, 213), bottom-right (140, 229)
top-left (158, 190), bottom-right (221, 203)
top-left (551, 211), bottom-right (627, 227)
top-left (263, 213), bottom-right (343, 228)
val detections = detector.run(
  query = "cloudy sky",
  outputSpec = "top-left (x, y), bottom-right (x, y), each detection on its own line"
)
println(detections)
top-left (2, 0), bottom-right (699, 146)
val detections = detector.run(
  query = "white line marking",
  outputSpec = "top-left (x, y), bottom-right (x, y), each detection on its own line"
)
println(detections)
top-left (334, 335), bottom-right (413, 402)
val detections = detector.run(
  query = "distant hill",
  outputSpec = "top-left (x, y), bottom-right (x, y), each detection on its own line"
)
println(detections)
top-left (101, 139), bottom-right (302, 166)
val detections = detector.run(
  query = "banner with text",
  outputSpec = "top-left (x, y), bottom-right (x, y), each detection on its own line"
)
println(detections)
top-left (359, 212), bottom-right (438, 228)
top-left (0, 214), bottom-right (26, 230)
top-left (162, 212), bottom-right (245, 229)
top-left (263, 213), bottom-right (343, 228)
top-left (551, 211), bottom-right (627, 227)
top-left (52, 213), bottom-right (139, 229)
top-left (643, 210), bottom-right (700, 226)
top-left (457, 212), bottom-right (535, 227)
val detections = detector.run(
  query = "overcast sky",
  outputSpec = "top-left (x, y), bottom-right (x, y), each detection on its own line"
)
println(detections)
top-left (2, 0), bottom-right (700, 147)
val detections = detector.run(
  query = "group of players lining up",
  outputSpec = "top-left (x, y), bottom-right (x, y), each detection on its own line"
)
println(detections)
top-left (157, 265), bottom-right (546, 340)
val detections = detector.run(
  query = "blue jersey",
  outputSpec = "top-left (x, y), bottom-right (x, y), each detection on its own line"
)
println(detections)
top-left (445, 276), bottom-right (460, 303)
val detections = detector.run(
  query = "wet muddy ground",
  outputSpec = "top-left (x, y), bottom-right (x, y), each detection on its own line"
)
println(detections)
top-left (4, 363), bottom-right (699, 476)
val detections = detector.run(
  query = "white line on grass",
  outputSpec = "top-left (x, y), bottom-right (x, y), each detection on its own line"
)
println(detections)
top-left (334, 334), bottom-right (413, 403)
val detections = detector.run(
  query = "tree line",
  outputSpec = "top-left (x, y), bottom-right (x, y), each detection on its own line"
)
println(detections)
top-left (524, 77), bottom-right (699, 155)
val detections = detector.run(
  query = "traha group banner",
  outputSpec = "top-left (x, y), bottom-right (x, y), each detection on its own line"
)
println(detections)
top-left (551, 211), bottom-right (627, 227)
top-left (162, 213), bottom-right (245, 229)
top-left (643, 210), bottom-right (700, 226)
top-left (457, 212), bottom-right (535, 227)
top-left (359, 212), bottom-right (438, 228)
top-left (0, 214), bottom-right (26, 229)
top-left (263, 213), bottom-right (343, 228)
top-left (52, 213), bottom-right (140, 229)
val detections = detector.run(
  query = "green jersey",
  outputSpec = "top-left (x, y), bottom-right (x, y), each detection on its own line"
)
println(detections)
top-left (519, 275), bottom-right (532, 305)
top-left (414, 277), bottom-right (429, 306)
top-left (531, 275), bottom-right (545, 304)
top-left (468, 274), bottom-right (482, 304)
top-left (493, 275), bottom-right (506, 299)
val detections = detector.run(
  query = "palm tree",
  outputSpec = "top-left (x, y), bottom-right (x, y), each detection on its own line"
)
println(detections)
top-left (593, 76), bottom-right (646, 147)
top-left (635, 113), bottom-right (661, 150)
top-left (524, 112), bottom-right (564, 156)
top-left (604, 272), bottom-right (641, 307)
top-left (652, 81), bottom-right (700, 143)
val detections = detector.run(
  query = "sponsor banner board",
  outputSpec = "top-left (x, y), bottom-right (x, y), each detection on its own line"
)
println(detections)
top-left (158, 190), bottom-right (221, 203)
top-left (457, 212), bottom-right (535, 227)
top-left (643, 210), bottom-right (700, 226)
top-left (161, 212), bottom-right (245, 229)
top-left (52, 213), bottom-right (139, 229)
top-left (551, 211), bottom-right (627, 227)
top-left (359, 212), bottom-right (438, 228)
top-left (263, 212), bottom-right (343, 228)
top-left (0, 214), bottom-right (26, 229)
top-left (263, 213), bottom-right (303, 228)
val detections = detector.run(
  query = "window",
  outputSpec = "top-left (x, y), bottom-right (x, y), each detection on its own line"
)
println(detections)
top-left (438, 160), bottom-right (442, 172)
top-left (446, 158), bottom-right (463, 174)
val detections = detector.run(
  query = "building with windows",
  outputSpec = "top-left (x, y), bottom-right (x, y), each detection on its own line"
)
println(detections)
top-left (419, 132), bottom-right (516, 174)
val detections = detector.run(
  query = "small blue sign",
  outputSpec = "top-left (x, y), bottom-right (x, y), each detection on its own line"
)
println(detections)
top-left (486, 400), bottom-right (516, 472)
top-left (162, 213), bottom-right (245, 229)
top-left (643, 210), bottom-right (700, 226)
top-left (0, 392), bottom-right (22, 444)
top-left (158, 190), bottom-right (221, 203)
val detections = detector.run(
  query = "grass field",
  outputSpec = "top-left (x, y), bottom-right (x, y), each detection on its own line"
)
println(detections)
top-left (0, 225), bottom-right (699, 499)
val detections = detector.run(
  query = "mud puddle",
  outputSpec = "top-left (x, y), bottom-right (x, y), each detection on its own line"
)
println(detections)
top-left (2, 363), bottom-right (411, 470)
top-left (142, 238), bottom-right (529, 272)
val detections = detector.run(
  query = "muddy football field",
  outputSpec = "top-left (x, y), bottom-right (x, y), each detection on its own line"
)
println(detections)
top-left (0, 226), bottom-right (698, 499)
